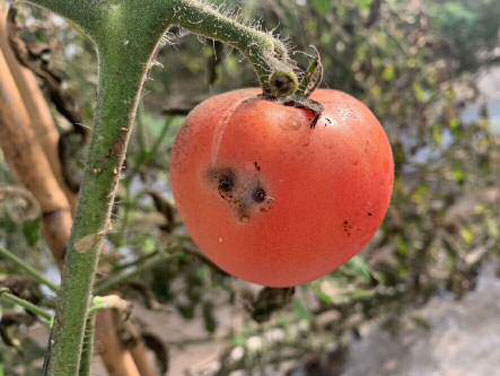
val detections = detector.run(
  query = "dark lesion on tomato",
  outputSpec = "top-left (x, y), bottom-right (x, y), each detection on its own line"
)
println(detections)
top-left (251, 184), bottom-right (275, 213)
top-left (206, 167), bottom-right (275, 221)
top-left (206, 167), bottom-right (236, 200)
top-left (252, 186), bottom-right (266, 203)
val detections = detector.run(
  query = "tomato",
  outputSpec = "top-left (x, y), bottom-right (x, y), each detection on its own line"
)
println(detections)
top-left (171, 89), bottom-right (394, 287)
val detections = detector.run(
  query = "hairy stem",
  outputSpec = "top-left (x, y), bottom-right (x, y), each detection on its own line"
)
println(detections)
top-left (41, 4), bottom-right (171, 374)
top-left (78, 314), bottom-right (96, 376)
top-left (169, 0), bottom-right (298, 96)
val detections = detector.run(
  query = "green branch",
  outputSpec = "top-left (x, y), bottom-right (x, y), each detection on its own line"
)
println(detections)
top-left (45, 29), bottom-right (167, 376)
top-left (0, 288), bottom-right (52, 324)
top-left (95, 250), bottom-right (176, 295)
top-left (168, 0), bottom-right (298, 97)
top-left (0, 247), bottom-right (59, 292)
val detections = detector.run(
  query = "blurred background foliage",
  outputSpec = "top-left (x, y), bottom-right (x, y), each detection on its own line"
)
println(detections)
top-left (1, 0), bottom-right (500, 375)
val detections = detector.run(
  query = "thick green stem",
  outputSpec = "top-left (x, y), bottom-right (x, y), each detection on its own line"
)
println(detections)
top-left (40, 4), bottom-right (171, 375)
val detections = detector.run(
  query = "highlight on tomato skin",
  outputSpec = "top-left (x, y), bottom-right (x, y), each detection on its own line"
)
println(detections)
top-left (171, 88), bottom-right (394, 287)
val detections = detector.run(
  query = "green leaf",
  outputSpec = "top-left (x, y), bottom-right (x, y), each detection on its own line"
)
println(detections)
top-left (432, 125), bottom-right (444, 145)
top-left (413, 82), bottom-right (428, 103)
top-left (346, 256), bottom-right (372, 283)
top-left (293, 300), bottom-right (311, 321)
top-left (397, 237), bottom-right (410, 256)
top-left (310, 283), bottom-right (333, 305)
top-left (311, 0), bottom-right (333, 14)
top-left (453, 167), bottom-right (466, 185)
top-left (355, 0), bottom-right (373, 12)
top-left (22, 220), bottom-right (41, 247)
top-left (382, 65), bottom-right (396, 82)
top-left (460, 228), bottom-right (475, 245)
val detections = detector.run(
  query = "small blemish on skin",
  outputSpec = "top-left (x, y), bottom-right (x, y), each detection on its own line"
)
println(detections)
top-left (320, 116), bottom-right (334, 127)
top-left (367, 212), bottom-right (373, 217)
top-left (343, 220), bottom-right (353, 237)
top-left (254, 161), bottom-right (261, 171)
top-left (259, 196), bottom-right (275, 212)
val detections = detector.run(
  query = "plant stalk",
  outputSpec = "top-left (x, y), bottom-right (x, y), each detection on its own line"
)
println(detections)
top-left (42, 4), bottom-right (171, 374)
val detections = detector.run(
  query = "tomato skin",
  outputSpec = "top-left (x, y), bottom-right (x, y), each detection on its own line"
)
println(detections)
top-left (171, 89), bottom-right (394, 287)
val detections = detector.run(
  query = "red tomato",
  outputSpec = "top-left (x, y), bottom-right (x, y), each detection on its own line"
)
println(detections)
top-left (171, 89), bottom-right (394, 287)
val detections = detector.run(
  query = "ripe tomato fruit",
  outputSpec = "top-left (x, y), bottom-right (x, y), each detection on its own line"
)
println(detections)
top-left (171, 89), bottom-right (394, 287)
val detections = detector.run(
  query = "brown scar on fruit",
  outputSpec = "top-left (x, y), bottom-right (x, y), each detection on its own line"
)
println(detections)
top-left (206, 167), bottom-right (275, 222)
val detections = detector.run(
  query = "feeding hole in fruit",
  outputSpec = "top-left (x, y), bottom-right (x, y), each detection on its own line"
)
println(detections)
top-left (252, 186), bottom-right (266, 203)
top-left (217, 172), bottom-right (235, 193)
top-left (207, 167), bottom-right (239, 202)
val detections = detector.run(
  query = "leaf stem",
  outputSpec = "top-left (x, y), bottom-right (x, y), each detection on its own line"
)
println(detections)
top-left (95, 250), bottom-right (176, 295)
top-left (0, 288), bottom-right (52, 324)
top-left (0, 246), bottom-right (59, 292)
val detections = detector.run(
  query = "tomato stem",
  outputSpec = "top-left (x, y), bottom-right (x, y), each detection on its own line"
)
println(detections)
top-left (170, 0), bottom-right (299, 98)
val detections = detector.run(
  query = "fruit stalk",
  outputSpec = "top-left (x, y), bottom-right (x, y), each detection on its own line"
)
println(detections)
top-left (171, 0), bottom-right (298, 97)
